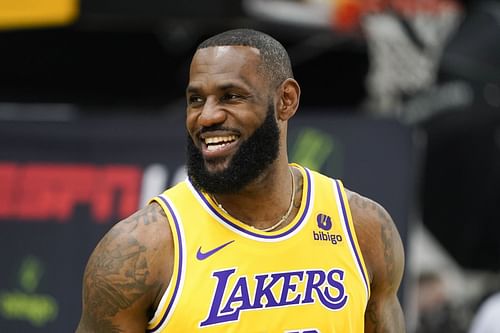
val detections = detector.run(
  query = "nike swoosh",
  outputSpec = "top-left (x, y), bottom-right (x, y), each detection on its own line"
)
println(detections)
top-left (196, 240), bottom-right (235, 260)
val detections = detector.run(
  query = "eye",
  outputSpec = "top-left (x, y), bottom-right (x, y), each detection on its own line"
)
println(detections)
top-left (222, 93), bottom-right (243, 102)
top-left (188, 95), bottom-right (204, 106)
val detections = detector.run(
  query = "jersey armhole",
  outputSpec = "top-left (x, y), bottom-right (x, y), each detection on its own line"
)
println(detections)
top-left (146, 194), bottom-right (185, 332)
top-left (333, 179), bottom-right (371, 301)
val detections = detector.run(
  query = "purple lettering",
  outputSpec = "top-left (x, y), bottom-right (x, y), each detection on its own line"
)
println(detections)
top-left (199, 268), bottom-right (237, 327)
top-left (302, 270), bottom-right (326, 304)
top-left (200, 268), bottom-right (348, 327)
top-left (302, 269), bottom-right (348, 310)
top-left (220, 276), bottom-right (252, 314)
top-left (321, 269), bottom-right (348, 309)
top-left (252, 273), bottom-right (280, 308)
top-left (277, 271), bottom-right (304, 306)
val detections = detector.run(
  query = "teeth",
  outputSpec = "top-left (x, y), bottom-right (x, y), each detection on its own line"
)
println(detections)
top-left (204, 135), bottom-right (237, 152)
top-left (205, 135), bottom-right (237, 145)
top-left (207, 143), bottom-right (230, 151)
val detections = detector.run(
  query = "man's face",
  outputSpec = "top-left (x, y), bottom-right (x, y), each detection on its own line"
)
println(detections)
top-left (185, 46), bottom-right (280, 194)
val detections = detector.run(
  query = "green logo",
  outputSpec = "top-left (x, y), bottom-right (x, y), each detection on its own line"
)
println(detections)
top-left (0, 256), bottom-right (59, 327)
top-left (290, 127), bottom-right (343, 176)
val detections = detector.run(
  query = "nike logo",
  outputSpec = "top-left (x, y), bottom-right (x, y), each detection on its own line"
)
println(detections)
top-left (196, 240), bottom-right (235, 260)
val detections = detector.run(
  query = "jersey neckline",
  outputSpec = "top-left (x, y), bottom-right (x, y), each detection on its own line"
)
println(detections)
top-left (187, 164), bottom-right (313, 241)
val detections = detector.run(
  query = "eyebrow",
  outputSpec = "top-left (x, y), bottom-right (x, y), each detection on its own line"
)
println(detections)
top-left (219, 82), bottom-right (247, 91)
top-left (186, 85), bottom-right (199, 94)
top-left (186, 82), bottom-right (250, 95)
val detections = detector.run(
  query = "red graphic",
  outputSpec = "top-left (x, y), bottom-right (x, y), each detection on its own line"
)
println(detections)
top-left (0, 162), bottom-right (142, 223)
top-left (332, 0), bottom-right (461, 31)
top-left (361, 0), bottom-right (460, 15)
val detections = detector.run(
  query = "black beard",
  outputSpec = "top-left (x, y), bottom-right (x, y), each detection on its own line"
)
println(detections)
top-left (187, 104), bottom-right (280, 194)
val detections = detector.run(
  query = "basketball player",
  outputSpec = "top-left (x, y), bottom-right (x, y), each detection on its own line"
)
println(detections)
top-left (76, 29), bottom-right (405, 332)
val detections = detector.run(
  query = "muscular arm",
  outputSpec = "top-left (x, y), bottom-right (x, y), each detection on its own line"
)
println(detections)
top-left (348, 191), bottom-right (406, 333)
top-left (76, 203), bottom-right (173, 333)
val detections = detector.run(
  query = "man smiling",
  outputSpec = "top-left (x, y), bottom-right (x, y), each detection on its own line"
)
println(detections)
top-left (76, 28), bottom-right (406, 333)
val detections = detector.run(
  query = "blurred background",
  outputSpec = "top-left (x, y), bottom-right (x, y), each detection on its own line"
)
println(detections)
top-left (0, 0), bottom-right (499, 332)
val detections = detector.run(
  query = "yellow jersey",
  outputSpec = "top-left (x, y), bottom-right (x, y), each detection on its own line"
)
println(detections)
top-left (147, 164), bottom-right (370, 332)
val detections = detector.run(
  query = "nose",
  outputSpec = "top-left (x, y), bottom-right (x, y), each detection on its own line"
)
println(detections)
top-left (197, 96), bottom-right (226, 127)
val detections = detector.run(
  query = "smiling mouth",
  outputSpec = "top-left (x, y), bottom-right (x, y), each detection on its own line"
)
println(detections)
top-left (204, 135), bottom-right (238, 152)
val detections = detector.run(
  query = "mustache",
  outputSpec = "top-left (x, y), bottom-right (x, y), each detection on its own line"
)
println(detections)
top-left (197, 125), bottom-right (241, 136)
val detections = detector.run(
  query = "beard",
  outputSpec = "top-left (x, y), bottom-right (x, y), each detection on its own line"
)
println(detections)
top-left (187, 104), bottom-right (280, 194)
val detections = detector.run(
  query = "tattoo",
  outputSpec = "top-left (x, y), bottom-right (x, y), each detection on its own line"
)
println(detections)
top-left (125, 204), bottom-right (166, 227)
top-left (81, 205), bottom-right (165, 331)
top-left (350, 192), bottom-right (405, 332)
top-left (379, 209), bottom-right (395, 280)
top-left (352, 194), bottom-right (398, 280)
top-left (91, 239), bottom-right (149, 312)
top-left (80, 319), bottom-right (123, 333)
top-left (366, 298), bottom-right (405, 333)
top-left (366, 300), bottom-right (384, 333)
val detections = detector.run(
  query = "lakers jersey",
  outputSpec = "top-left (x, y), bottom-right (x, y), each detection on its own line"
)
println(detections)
top-left (147, 164), bottom-right (370, 332)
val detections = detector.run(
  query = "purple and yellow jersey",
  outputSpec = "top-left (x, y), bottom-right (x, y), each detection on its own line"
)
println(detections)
top-left (147, 164), bottom-right (370, 332)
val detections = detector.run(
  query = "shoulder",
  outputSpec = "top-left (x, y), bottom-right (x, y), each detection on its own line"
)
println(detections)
top-left (112, 201), bottom-right (172, 248)
top-left (95, 202), bottom-right (172, 273)
top-left (345, 189), bottom-right (405, 288)
top-left (96, 202), bottom-right (174, 303)
top-left (78, 202), bottom-right (173, 330)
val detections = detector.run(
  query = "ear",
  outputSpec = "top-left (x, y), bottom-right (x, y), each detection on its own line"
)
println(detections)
top-left (276, 78), bottom-right (301, 121)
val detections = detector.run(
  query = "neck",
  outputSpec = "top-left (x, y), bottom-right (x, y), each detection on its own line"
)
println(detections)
top-left (210, 164), bottom-right (300, 231)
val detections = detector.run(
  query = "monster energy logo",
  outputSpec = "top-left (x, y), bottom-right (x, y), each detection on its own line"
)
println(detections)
top-left (290, 127), bottom-right (342, 175)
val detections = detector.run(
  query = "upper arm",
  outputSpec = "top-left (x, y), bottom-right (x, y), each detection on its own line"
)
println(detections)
top-left (348, 191), bottom-right (406, 333)
top-left (76, 202), bottom-right (173, 333)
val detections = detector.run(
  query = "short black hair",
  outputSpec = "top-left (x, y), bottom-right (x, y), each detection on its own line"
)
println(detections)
top-left (197, 28), bottom-right (294, 87)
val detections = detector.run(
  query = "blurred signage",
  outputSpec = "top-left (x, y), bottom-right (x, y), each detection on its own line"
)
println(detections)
top-left (0, 0), bottom-right (78, 30)
top-left (0, 163), bottom-right (141, 223)
top-left (0, 256), bottom-right (58, 328)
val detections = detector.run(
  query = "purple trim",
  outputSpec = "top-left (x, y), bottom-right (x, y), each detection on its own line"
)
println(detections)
top-left (147, 195), bottom-right (183, 332)
top-left (334, 180), bottom-right (369, 293)
top-left (192, 167), bottom-right (312, 240)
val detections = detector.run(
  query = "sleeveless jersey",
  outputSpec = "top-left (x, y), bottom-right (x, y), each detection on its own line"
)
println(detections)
top-left (147, 164), bottom-right (370, 333)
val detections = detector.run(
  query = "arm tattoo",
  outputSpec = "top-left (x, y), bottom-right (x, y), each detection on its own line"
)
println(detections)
top-left (351, 193), bottom-right (405, 332)
top-left (87, 238), bottom-right (149, 314)
top-left (366, 298), bottom-right (405, 333)
top-left (125, 204), bottom-right (166, 227)
top-left (366, 300), bottom-right (388, 333)
top-left (379, 208), bottom-right (396, 280)
top-left (81, 206), bottom-right (165, 331)
top-left (351, 194), bottom-right (397, 280)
